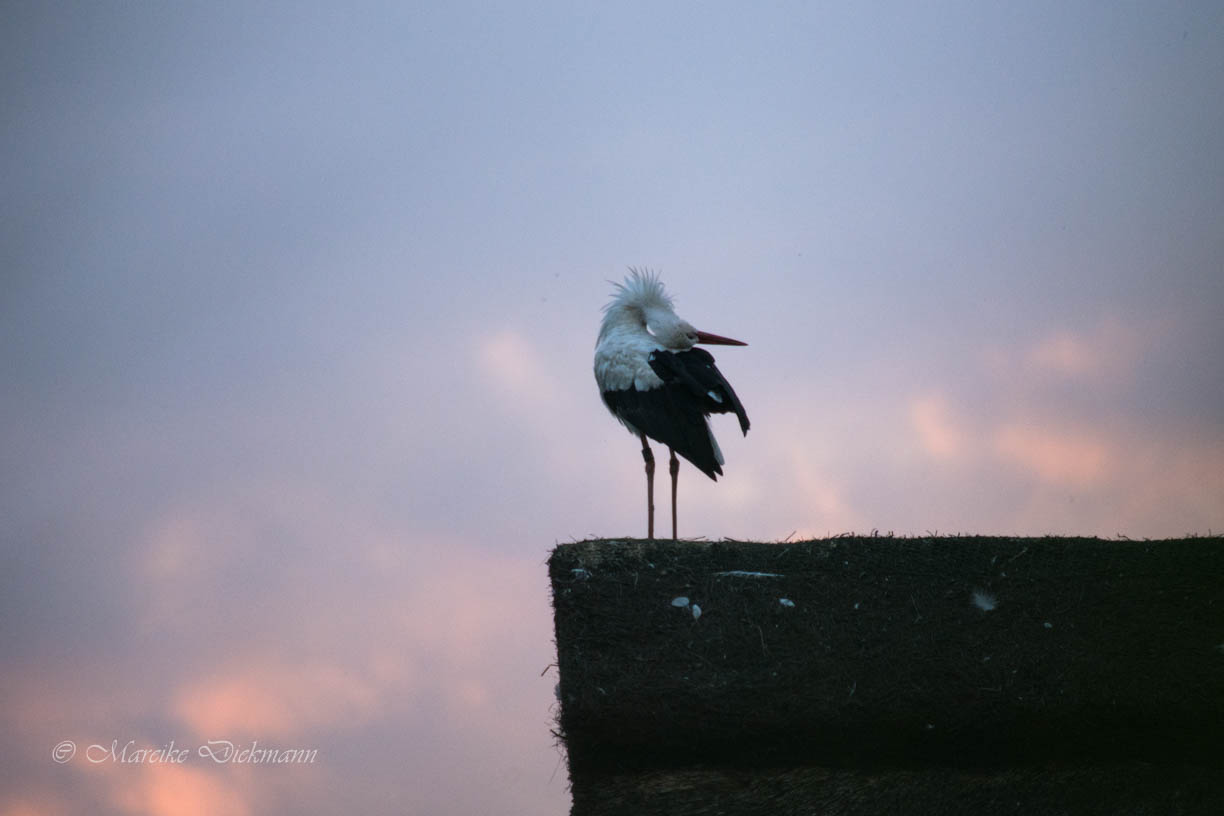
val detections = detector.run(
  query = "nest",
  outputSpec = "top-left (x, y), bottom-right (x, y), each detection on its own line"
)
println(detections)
top-left (549, 536), bottom-right (1224, 814)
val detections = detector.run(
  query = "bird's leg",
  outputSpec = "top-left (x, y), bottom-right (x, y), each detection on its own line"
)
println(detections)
top-left (639, 434), bottom-right (655, 539)
top-left (669, 447), bottom-right (679, 541)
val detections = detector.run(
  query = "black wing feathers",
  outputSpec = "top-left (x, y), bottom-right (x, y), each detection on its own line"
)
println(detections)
top-left (601, 348), bottom-right (749, 481)
top-left (601, 386), bottom-right (724, 479)
top-left (649, 348), bottom-right (750, 435)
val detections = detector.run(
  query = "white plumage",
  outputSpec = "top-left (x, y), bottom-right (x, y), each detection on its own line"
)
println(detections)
top-left (594, 272), bottom-right (672, 395)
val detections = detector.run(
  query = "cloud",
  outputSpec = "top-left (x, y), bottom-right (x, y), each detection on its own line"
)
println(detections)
top-left (775, 446), bottom-right (861, 537)
top-left (992, 423), bottom-right (1112, 489)
top-left (1086, 431), bottom-right (1224, 535)
top-left (1027, 331), bottom-right (1101, 378)
top-left (1, 525), bottom-right (565, 816)
top-left (716, 388), bottom-right (871, 538)
top-left (173, 661), bottom-right (379, 742)
top-left (987, 314), bottom-right (1149, 390)
top-left (909, 393), bottom-right (968, 461)
top-left (475, 329), bottom-right (566, 415)
top-left (104, 764), bottom-right (250, 816)
top-left (1026, 320), bottom-right (1137, 380)
top-left (897, 312), bottom-right (1223, 535)
top-left (1, 798), bottom-right (69, 816)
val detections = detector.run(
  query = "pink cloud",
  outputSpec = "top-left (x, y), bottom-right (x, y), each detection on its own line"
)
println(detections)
top-left (909, 393), bottom-right (968, 461)
top-left (1027, 331), bottom-right (1101, 377)
top-left (105, 764), bottom-right (250, 816)
top-left (1, 798), bottom-right (70, 816)
top-left (3, 528), bottom-right (567, 815)
top-left (994, 314), bottom-right (1150, 385)
top-left (993, 423), bottom-right (1113, 489)
top-left (173, 661), bottom-right (379, 742)
top-left (476, 329), bottom-right (568, 416)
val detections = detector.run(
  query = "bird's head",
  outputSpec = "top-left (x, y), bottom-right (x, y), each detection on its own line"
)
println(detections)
top-left (646, 308), bottom-right (747, 351)
top-left (600, 268), bottom-right (748, 350)
top-left (644, 309), bottom-right (700, 349)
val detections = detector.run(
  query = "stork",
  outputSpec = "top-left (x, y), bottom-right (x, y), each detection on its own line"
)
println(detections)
top-left (594, 268), bottom-right (750, 540)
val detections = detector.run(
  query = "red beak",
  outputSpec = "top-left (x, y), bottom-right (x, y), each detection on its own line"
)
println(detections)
top-left (694, 330), bottom-right (747, 346)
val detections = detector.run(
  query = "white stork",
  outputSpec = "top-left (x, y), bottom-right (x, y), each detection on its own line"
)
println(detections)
top-left (594, 268), bottom-right (750, 540)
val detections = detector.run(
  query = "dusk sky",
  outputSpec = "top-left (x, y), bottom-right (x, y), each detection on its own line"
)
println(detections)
top-left (3, 2), bottom-right (1222, 814)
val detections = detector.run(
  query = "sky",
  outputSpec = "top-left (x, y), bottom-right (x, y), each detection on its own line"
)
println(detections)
top-left (2, 1), bottom-right (1222, 813)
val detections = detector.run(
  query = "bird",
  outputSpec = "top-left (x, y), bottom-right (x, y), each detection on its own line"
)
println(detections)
top-left (594, 268), bottom-right (749, 540)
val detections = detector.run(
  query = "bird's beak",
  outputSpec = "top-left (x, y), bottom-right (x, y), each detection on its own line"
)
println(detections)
top-left (694, 330), bottom-right (747, 346)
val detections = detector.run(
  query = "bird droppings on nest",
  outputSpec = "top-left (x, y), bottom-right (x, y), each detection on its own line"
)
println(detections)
top-left (972, 589), bottom-right (997, 611)
top-left (779, 598), bottom-right (795, 608)
top-left (669, 596), bottom-right (702, 620)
